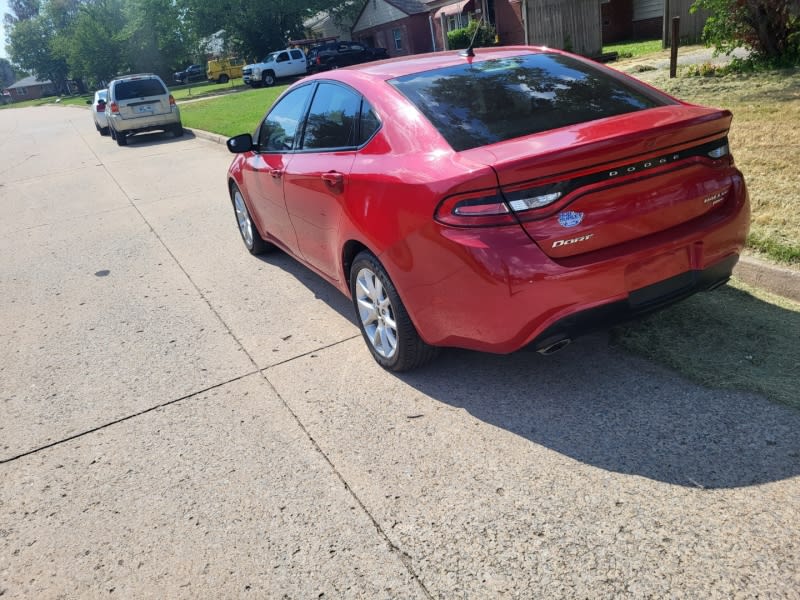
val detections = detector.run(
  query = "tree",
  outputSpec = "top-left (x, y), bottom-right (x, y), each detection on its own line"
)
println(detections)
top-left (0, 58), bottom-right (16, 87)
top-left (7, 14), bottom-right (70, 91)
top-left (692, 0), bottom-right (800, 63)
top-left (67, 0), bottom-right (127, 85)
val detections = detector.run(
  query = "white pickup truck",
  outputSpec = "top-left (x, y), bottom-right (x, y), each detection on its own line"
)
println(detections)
top-left (242, 49), bottom-right (307, 87)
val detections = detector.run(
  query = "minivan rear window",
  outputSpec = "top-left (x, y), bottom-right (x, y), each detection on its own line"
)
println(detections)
top-left (115, 79), bottom-right (167, 101)
top-left (389, 53), bottom-right (669, 152)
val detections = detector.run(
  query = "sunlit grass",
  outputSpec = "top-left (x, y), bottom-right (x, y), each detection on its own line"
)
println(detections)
top-left (179, 85), bottom-right (287, 138)
top-left (603, 39), bottom-right (664, 59)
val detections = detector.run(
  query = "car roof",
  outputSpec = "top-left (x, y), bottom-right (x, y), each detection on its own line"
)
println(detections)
top-left (110, 73), bottom-right (161, 83)
top-left (340, 46), bottom-right (549, 81)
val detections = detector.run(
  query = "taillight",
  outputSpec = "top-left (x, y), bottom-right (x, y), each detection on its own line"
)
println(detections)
top-left (96, 104), bottom-right (105, 113)
top-left (109, 101), bottom-right (119, 114)
top-left (435, 190), bottom-right (517, 227)
top-left (316, 57), bottom-right (321, 65)
top-left (169, 95), bottom-right (176, 106)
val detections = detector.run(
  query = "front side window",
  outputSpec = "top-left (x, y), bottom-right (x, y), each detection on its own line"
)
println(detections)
top-left (276, 52), bottom-right (289, 63)
top-left (258, 84), bottom-right (314, 152)
top-left (301, 82), bottom-right (362, 150)
top-left (389, 53), bottom-right (669, 151)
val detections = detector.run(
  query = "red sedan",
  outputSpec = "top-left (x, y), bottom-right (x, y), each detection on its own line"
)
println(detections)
top-left (226, 47), bottom-right (750, 371)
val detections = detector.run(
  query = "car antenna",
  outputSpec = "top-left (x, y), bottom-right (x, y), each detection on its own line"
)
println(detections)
top-left (460, 14), bottom-right (485, 58)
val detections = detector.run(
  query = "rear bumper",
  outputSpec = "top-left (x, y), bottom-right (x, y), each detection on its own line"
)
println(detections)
top-left (109, 108), bottom-right (180, 134)
top-left (527, 254), bottom-right (737, 352)
top-left (387, 173), bottom-right (750, 353)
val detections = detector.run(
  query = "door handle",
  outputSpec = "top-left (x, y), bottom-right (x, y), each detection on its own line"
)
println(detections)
top-left (321, 171), bottom-right (343, 186)
top-left (269, 168), bottom-right (283, 178)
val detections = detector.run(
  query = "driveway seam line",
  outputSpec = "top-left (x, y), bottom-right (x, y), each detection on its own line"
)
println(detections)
top-left (257, 368), bottom-right (435, 599)
top-left (80, 126), bottom-right (432, 595)
top-left (0, 370), bottom-right (261, 465)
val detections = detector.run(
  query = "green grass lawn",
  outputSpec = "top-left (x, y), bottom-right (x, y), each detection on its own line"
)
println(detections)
top-left (180, 85), bottom-right (287, 137)
top-left (603, 39), bottom-right (664, 59)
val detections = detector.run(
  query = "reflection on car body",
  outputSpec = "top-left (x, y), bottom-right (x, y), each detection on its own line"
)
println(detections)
top-left (225, 47), bottom-right (750, 372)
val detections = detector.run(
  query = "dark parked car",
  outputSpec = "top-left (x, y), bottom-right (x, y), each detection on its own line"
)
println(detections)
top-left (225, 47), bottom-right (749, 372)
top-left (307, 41), bottom-right (388, 73)
top-left (173, 64), bottom-right (206, 84)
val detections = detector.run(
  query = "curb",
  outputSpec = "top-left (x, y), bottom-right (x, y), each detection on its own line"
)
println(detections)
top-left (734, 255), bottom-right (800, 303)
top-left (188, 127), bottom-right (800, 305)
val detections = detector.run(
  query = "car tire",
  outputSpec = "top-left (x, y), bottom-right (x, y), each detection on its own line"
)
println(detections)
top-left (218, 74), bottom-right (229, 84)
top-left (115, 130), bottom-right (127, 146)
top-left (172, 122), bottom-right (184, 138)
top-left (350, 251), bottom-right (438, 372)
top-left (100, 126), bottom-right (109, 136)
top-left (230, 183), bottom-right (271, 255)
top-left (109, 126), bottom-right (116, 140)
top-left (262, 71), bottom-right (275, 87)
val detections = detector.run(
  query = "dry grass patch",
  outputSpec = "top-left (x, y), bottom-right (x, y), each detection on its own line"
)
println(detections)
top-left (643, 69), bottom-right (800, 265)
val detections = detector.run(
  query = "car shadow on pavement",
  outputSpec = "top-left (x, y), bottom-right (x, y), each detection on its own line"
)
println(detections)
top-left (118, 130), bottom-right (196, 147)
top-left (398, 333), bottom-right (800, 490)
top-left (260, 250), bottom-right (800, 490)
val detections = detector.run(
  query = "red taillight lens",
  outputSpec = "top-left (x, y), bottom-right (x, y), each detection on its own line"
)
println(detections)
top-left (96, 103), bottom-right (105, 113)
top-left (169, 94), bottom-right (176, 106)
top-left (435, 190), bottom-right (517, 227)
top-left (316, 57), bottom-right (321, 65)
top-left (109, 101), bottom-right (119, 114)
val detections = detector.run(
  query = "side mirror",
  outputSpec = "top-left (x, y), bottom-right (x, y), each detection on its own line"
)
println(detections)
top-left (227, 133), bottom-right (254, 154)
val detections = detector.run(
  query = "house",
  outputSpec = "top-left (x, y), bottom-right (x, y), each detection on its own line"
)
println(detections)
top-left (352, 0), bottom-right (602, 58)
top-left (351, 0), bottom-right (435, 56)
top-left (602, 0), bottom-right (709, 45)
top-left (304, 11), bottom-right (354, 42)
top-left (5, 76), bottom-right (55, 102)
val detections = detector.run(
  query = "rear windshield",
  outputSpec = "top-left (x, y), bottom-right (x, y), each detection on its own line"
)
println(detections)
top-left (114, 79), bottom-right (167, 101)
top-left (389, 53), bottom-right (669, 151)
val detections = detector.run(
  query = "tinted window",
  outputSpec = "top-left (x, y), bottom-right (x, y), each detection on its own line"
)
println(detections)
top-left (259, 85), bottom-right (314, 152)
top-left (358, 101), bottom-right (381, 145)
top-left (301, 83), bottom-right (361, 150)
top-left (290, 50), bottom-right (304, 60)
top-left (276, 52), bottom-right (289, 63)
top-left (114, 79), bottom-right (167, 100)
top-left (389, 53), bottom-right (669, 152)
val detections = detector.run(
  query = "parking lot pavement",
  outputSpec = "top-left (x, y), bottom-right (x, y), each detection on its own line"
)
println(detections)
top-left (2, 106), bottom-right (799, 598)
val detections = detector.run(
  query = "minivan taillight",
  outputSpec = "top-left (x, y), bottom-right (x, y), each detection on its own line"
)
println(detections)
top-left (109, 101), bottom-right (119, 114)
top-left (435, 190), bottom-right (517, 227)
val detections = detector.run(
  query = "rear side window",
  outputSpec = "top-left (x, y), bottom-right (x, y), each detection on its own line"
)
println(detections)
top-left (114, 79), bottom-right (167, 101)
top-left (301, 83), bottom-right (361, 150)
top-left (389, 53), bottom-right (669, 152)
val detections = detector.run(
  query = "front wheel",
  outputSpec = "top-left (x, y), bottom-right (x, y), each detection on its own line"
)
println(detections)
top-left (230, 183), bottom-right (270, 255)
top-left (350, 252), bottom-right (438, 372)
top-left (262, 71), bottom-right (276, 87)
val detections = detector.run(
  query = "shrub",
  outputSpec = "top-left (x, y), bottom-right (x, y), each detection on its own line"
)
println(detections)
top-left (447, 20), bottom-right (497, 50)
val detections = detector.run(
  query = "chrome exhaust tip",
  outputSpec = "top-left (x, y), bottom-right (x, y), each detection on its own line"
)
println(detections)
top-left (537, 338), bottom-right (571, 355)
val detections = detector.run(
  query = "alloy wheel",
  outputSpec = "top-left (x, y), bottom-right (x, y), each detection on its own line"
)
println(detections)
top-left (233, 188), bottom-right (254, 248)
top-left (355, 267), bottom-right (398, 359)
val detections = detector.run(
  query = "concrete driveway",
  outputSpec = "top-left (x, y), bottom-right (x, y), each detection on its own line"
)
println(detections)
top-left (1, 106), bottom-right (798, 598)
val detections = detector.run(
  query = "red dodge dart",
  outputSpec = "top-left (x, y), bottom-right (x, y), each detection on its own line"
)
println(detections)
top-left (226, 46), bottom-right (750, 372)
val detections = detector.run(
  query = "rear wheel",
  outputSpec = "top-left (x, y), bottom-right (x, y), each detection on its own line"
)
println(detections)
top-left (172, 122), bottom-right (184, 137)
top-left (230, 183), bottom-right (270, 255)
top-left (350, 251), bottom-right (438, 372)
top-left (115, 129), bottom-right (127, 146)
top-left (218, 74), bottom-right (229, 84)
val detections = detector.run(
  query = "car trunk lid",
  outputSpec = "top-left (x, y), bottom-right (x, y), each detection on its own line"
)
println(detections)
top-left (462, 105), bottom-right (735, 258)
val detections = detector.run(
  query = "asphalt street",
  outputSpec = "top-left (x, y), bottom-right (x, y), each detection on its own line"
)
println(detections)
top-left (1, 106), bottom-right (798, 598)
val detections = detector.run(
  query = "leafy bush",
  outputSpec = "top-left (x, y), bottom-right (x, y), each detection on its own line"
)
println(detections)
top-left (692, 0), bottom-right (800, 65)
top-left (447, 20), bottom-right (497, 50)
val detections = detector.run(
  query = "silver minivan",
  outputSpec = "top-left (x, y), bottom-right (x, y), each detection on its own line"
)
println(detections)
top-left (106, 73), bottom-right (183, 146)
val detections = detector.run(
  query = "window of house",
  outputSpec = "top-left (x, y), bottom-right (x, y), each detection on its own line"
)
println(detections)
top-left (446, 13), bottom-right (471, 31)
top-left (392, 28), bottom-right (403, 51)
